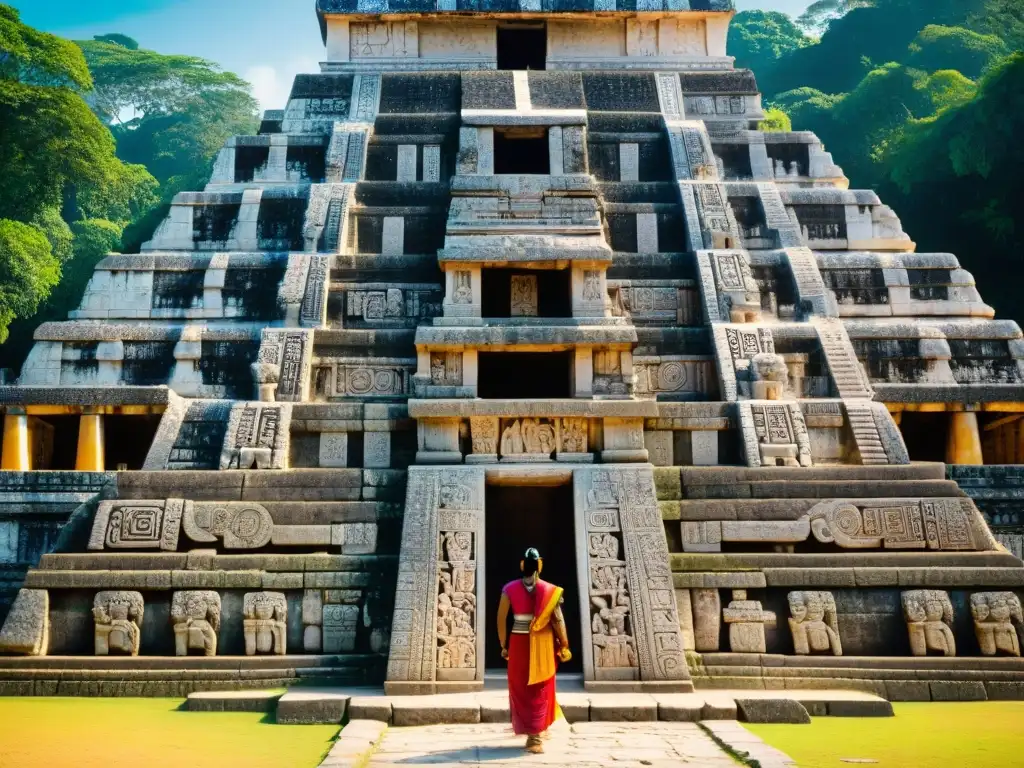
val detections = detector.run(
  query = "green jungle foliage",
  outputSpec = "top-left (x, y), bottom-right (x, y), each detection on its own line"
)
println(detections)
top-left (0, 6), bottom-right (257, 372)
top-left (729, 0), bottom-right (1024, 322)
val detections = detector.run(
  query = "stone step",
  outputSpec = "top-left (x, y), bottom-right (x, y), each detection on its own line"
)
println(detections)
top-left (844, 400), bottom-right (891, 466)
top-left (252, 686), bottom-right (893, 726)
top-left (187, 690), bottom-right (283, 712)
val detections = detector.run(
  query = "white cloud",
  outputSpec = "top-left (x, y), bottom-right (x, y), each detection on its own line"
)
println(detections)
top-left (244, 56), bottom-right (321, 113)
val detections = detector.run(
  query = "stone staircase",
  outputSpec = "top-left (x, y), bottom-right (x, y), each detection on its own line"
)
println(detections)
top-left (816, 319), bottom-right (873, 399)
top-left (843, 399), bottom-right (890, 465)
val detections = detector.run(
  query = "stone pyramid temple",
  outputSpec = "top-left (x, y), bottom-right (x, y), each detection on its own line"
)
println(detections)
top-left (1, 0), bottom-right (1023, 700)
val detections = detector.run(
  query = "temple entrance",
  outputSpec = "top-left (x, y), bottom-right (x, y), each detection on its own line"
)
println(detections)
top-left (484, 482), bottom-right (582, 672)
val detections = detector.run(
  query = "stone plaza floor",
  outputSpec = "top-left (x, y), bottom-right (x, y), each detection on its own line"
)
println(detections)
top-left (358, 721), bottom-right (744, 767)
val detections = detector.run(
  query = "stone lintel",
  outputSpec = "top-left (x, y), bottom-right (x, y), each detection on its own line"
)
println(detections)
top-left (407, 398), bottom-right (658, 419)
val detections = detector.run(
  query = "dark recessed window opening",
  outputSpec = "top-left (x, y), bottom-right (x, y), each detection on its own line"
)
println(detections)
top-left (900, 412), bottom-right (949, 463)
top-left (494, 129), bottom-right (549, 175)
top-left (29, 415), bottom-right (80, 470)
top-left (481, 269), bottom-right (571, 318)
top-left (478, 352), bottom-right (572, 399)
top-left (104, 415), bottom-right (163, 471)
top-left (497, 25), bottom-right (546, 71)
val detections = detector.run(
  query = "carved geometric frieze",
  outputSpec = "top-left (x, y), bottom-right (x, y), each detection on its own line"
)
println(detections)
top-left (633, 357), bottom-right (715, 398)
top-left (574, 467), bottom-right (688, 684)
top-left (808, 498), bottom-right (981, 551)
top-left (387, 467), bottom-right (485, 686)
top-left (88, 500), bottom-right (183, 552)
top-left (318, 362), bottom-right (413, 398)
top-left (182, 501), bottom-right (274, 550)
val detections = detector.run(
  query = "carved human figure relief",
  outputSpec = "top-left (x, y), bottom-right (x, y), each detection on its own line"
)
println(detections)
top-left (970, 592), bottom-right (1022, 657)
top-left (437, 555), bottom-right (477, 670)
top-left (510, 275), bottom-right (538, 317)
top-left (902, 590), bottom-right (956, 657)
top-left (243, 592), bottom-right (288, 656)
top-left (788, 591), bottom-right (842, 656)
top-left (171, 591), bottom-right (221, 657)
top-left (452, 271), bottom-right (473, 304)
top-left (93, 591), bottom-right (144, 657)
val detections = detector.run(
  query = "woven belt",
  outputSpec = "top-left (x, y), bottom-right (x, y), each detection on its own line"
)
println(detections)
top-left (511, 614), bottom-right (532, 634)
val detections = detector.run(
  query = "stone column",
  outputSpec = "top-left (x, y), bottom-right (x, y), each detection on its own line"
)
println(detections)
top-left (1, 413), bottom-right (30, 471)
top-left (76, 412), bottom-right (105, 472)
top-left (946, 412), bottom-right (983, 465)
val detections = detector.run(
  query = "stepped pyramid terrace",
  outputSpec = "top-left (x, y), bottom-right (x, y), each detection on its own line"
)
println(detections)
top-left (2, 0), bottom-right (1024, 702)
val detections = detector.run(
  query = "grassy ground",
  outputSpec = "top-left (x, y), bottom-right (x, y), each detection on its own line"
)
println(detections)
top-left (747, 702), bottom-right (1024, 768)
top-left (0, 698), bottom-right (340, 768)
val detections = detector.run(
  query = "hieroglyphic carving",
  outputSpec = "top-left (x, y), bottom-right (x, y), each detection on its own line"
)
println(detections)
top-left (258, 330), bottom-right (312, 403)
top-left (352, 75), bottom-right (380, 122)
top-left (300, 255), bottom-right (329, 326)
top-left (655, 72), bottom-right (681, 118)
top-left (171, 591), bottom-right (220, 657)
top-left (351, 22), bottom-right (417, 58)
top-left (510, 275), bottom-right (538, 317)
top-left (331, 364), bottom-right (411, 397)
top-left (808, 499), bottom-right (977, 551)
top-left (93, 591), bottom-right (144, 656)
top-left (422, 145), bottom-right (441, 183)
top-left (387, 467), bottom-right (485, 685)
top-left (243, 592), bottom-right (287, 655)
top-left (970, 592), bottom-right (1022, 657)
top-left (692, 588), bottom-right (721, 652)
top-left (725, 327), bottom-right (775, 361)
top-left (88, 499), bottom-right (182, 552)
top-left (902, 590), bottom-right (956, 657)
top-left (788, 591), bottom-right (842, 656)
top-left (575, 467), bottom-right (688, 683)
top-left (182, 501), bottom-right (274, 549)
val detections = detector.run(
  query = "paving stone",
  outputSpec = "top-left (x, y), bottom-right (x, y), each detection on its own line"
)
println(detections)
top-left (391, 696), bottom-right (481, 726)
top-left (348, 696), bottom-right (393, 723)
top-left (186, 690), bottom-right (282, 713)
top-left (276, 688), bottom-right (349, 724)
top-left (654, 693), bottom-right (704, 722)
top-left (589, 694), bottom-right (657, 722)
top-left (735, 698), bottom-right (811, 724)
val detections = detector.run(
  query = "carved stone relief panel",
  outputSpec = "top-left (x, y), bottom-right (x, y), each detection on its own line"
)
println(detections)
top-left (499, 418), bottom-right (557, 459)
top-left (739, 401), bottom-right (812, 469)
top-left (171, 590), bottom-right (221, 657)
top-left (723, 589), bottom-right (775, 653)
top-left (430, 352), bottom-right (463, 386)
top-left (902, 590), bottom-right (956, 657)
top-left (88, 500), bottom-right (182, 552)
top-left (808, 498), bottom-right (980, 551)
top-left (559, 418), bottom-right (588, 454)
top-left (970, 592), bottom-right (1022, 657)
top-left (243, 592), bottom-right (287, 656)
top-left (574, 467), bottom-right (688, 684)
top-left (510, 275), bottom-right (539, 317)
top-left (788, 591), bottom-right (843, 656)
top-left (257, 329), bottom-right (313, 403)
top-left (469, 417), bottom-right (498, 456)
top-left (221, 402), bottom-right (291, 470)
top-left (324, 604), bottom-right (360, 653)
top-left (93, 591), bottom-right (144, 657)
top-left (320, 363), bottom-right (413, 399)
top-left (350, 22), bottom-right (418, 58)
top-left (387, 467), bottom-right (485, 687)
top-left (452, 271), bottom-right (473, 304)
top-left (633, 358), bottom-right (714, 398)
top-left (182, 501), bottom-right (274, 549)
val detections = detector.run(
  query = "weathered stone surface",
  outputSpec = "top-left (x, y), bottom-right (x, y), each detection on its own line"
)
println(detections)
top-left (275, 688), bottom-right (349, 724)
top-left (0, 589), bottom-right (48, 655)
top-left (734, 698), bottom-right (811, 724)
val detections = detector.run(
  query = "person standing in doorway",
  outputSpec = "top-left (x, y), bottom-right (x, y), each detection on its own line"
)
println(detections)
top-left (496, 547), bottom-right (572, 754)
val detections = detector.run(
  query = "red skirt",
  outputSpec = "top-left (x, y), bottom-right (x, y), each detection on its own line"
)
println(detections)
top-left (507, 633), bottom-right (557, 735)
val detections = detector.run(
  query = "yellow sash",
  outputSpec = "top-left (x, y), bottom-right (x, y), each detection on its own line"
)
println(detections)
top-left (528, 585), bottom-right (563, 685)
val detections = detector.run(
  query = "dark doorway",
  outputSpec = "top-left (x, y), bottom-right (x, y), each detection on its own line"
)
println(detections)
top-left (485, 482), bottom-right (581, 671)
top-left (481, 269), bottom-right (571, 318)
top-left (104, 415), bottom-right (163, 471)
top-left (899, 412), bottom-right (949, 462)
top-left (478, 352), bottom-right (572, 399)
top-left (30, 415), bottom-right (79, 470)
top-left (497, 26), bottom-right (546, 71)
top-left (494, 129), bottom-right (550, 175)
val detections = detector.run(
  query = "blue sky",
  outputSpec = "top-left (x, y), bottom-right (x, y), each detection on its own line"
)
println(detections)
top-left (11, 0), bottom-right (811, 110)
